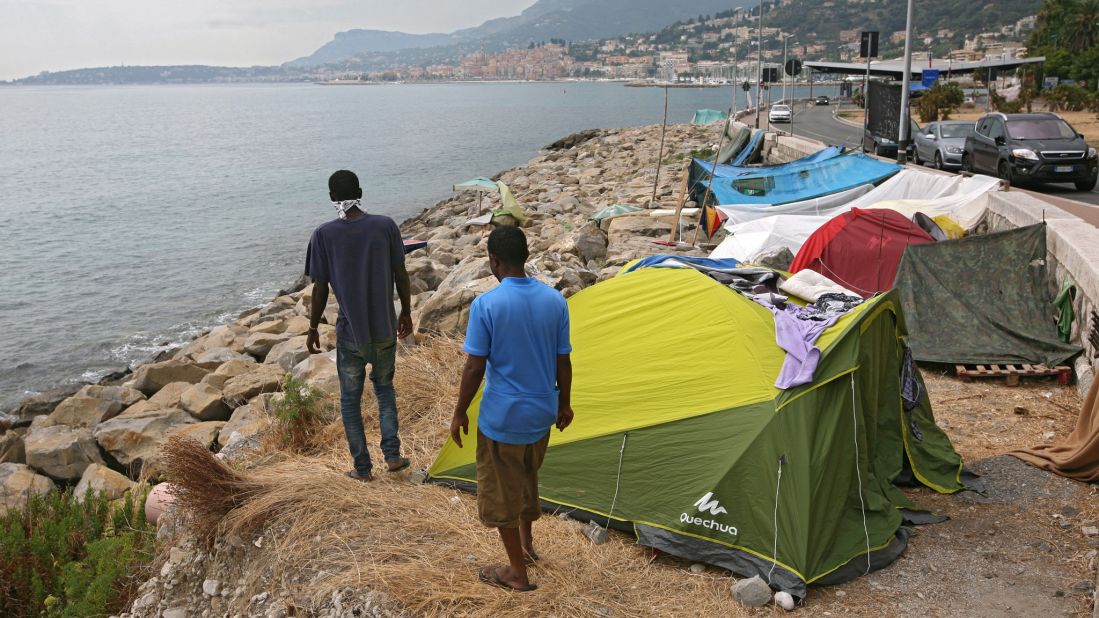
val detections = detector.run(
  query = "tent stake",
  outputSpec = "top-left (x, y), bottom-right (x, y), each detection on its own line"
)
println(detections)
top-left (649, 87), bottom-right (670, 208)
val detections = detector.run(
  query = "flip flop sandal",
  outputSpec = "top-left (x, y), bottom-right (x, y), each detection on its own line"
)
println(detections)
top-left (523, 548), bottom-right (540, 564)
top-left (479, 566), bottom-right (537, 592)
top-left (386, 457), bottom-right (411, 473)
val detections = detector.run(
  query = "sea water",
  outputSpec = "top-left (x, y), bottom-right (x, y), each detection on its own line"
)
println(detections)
top-left (0, 81), bottom-right (801, 410)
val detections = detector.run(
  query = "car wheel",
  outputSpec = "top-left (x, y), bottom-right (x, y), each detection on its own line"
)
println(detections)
top-left (873, 143), bottom-right (881, 156)
top-left (1076, 176), bottom-right (1097, 191)
top-left (998, 160), bottom-right (1016, 185)
top-left (934, 152), bottom-right (944, 170)
top-left (913, 149), bottom-right (922, 166)
top-left (962, 153), bottom-right (973, 173)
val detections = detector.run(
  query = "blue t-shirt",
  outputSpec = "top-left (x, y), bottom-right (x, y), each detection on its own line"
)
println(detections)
top-left (304, 214), bottom-right (404, 346)
top-left (463, 277), bottom-right (572, 445)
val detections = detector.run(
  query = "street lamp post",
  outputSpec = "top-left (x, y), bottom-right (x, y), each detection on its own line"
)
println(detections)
top-left (897, 0), bottom-right (915, 163)
top-left (756, 0), bottom-right (764, 128)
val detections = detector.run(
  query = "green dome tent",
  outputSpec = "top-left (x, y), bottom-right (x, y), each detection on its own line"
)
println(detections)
top-left (428, 266), bottom-right (965, 597)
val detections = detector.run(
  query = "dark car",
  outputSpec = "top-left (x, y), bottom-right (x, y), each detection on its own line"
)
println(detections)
top-left (963, 112), bottom-right (1098, 190)
top-left (863, 119), bottom-right (920, 159)
top-left (815, 95), bottom-right (830, 106)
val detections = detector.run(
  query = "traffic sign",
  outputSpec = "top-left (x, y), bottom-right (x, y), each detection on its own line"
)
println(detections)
top-left (860, 31), bottom-right (879, 58)
top-left (784, 59), bottom-right (803, 76)
top-left (921, 68), bottom-right (940, 88)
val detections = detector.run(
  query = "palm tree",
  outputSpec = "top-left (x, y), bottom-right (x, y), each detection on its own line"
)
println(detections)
top-left (1066, 0), bottom-right (1099, 51)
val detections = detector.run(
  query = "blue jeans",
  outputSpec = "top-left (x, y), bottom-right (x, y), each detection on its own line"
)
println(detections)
top-left (336, 338), bottom-right (401, 475)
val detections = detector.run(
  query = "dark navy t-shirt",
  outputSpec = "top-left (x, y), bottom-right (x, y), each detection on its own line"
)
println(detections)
top-left (463, 277), bottom-right (572, 444)
top-left (304, 214), bottom-right (404, 346)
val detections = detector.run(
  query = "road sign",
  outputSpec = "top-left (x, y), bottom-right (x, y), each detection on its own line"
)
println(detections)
top-left (784, 58), bottom-right (803, 76)
top-left (742, 81), bottom-right (751, 91)
top-left (1043, 76), bottom-right (1059, 90)
top-left (921, 68), bottom-right (940, 88)
top-left (763, 67), bottom-right (780, 82)
top-left (860, 31), bottom-right (879, 58)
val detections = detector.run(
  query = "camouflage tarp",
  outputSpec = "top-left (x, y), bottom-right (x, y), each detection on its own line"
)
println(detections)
top-left (894, 223), bottom-right (1082, 367)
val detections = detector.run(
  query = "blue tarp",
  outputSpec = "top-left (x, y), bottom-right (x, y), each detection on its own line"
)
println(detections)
top-left (701, 153), bottom-right (902, 206)
top-left (729, 129), bottom-right (766, 166)
top-left (624, 255), bottom-right (743, 274)
top-left (692, 109), bottom-right (728, 124)
top-left (696, 145), bottom-right (845, 179)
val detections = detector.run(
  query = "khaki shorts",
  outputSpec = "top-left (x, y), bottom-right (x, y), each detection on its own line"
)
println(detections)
top-left (476, 430), bottom-right (550, 529)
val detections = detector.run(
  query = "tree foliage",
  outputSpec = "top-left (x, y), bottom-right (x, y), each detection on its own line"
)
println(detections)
top-left (917, 82), bottom-right (965, 122)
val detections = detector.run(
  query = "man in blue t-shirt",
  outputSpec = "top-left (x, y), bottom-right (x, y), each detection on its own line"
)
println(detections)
top-left (305, 170), bottom-right (413, 482)
top-left (450, 225), bottom-right (573, 593)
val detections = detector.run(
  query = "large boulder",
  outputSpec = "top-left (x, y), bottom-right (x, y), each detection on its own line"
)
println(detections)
top-left (248, 318), bottom-right (287, 335)
top-left (414, 259), bottom-right (497, 335)
top-left (218, 395), bottom-right (272, 447)
top-left (24, 425), bottom-right (105, 481)
top-left (193, 347), bottom-right (253, 370)
top-left (168, 421), bottom-right (226, 450)
top-left (8, 384), bottom-right (82, 423)
top-left (131, 360), bottom-right (209, 396)
top-left (93, 405), bottom-right (196, 475)
top-left (221, 364), bottom-right (285, 404)
top-left (291, 352), bottom-right (339, 395)
top-left (179, 382), bottom-right (230, 421)
top-left (0, 463), bottom-right (55, 510)
top-left (266, 336), bottom-right (310, 371)
top-left (73, 463), bottom-right (135, 502)
top-left (175, 324), bottom-right (239, 359)
top-left (243, 332), bottom-right (291, 360)
top-left (212, 358), bottom-right (256, 378)
top-left (0, 430), bottom-right (26, 464)
top-left (42, 385), bottom-right (144, 429)
top-left (146, 381), bottom-right (192, 408)
top-left (282, 316), bottom-right (312, 337)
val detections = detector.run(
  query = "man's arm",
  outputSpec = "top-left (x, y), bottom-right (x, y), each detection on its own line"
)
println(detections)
top-left (450, 355), bottom-right (487, 448)
top-left (394, 262), bottom-right (413, 339)
top-left (306, 278), bottom-right (330, 354)
top-left (555, 354), bottom-right (573, 431)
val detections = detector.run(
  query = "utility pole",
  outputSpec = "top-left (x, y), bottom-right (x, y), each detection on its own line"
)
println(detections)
top-left (897, 0), bottom-right (915, 163)
top-left (756, 0), bottom-right (764, 128)
top-left (782, 35), bottom-right (789, 102)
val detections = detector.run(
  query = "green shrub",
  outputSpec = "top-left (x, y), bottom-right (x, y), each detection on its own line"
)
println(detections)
top-left (0, 487), bottom-right (154, 618)
top-left (270, 375), bottom-right (335, 453)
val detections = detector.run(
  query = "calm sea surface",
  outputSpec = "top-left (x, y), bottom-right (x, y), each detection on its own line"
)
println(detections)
top-left (0, 81), bottom-right (819, 410)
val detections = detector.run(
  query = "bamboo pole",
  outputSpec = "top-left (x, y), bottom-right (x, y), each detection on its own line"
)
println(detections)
top-left (649, 87), bottom-right (670, 207)
top-left (667, 164), bottom-right (692, 243)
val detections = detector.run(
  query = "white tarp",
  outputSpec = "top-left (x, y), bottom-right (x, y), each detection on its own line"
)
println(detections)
top-left (861, 175), bottom-right (1003, 230)
top-left (710, 215), bottom-right (831, 262)
top-left (716, 184), bottom-right (874, 224)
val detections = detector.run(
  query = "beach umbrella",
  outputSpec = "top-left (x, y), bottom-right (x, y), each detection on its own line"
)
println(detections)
top-left (453, 177), bottom-right (499, 212)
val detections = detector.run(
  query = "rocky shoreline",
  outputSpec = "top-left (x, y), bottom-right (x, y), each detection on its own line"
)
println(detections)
top-left (0, 121), bottom-right (721, 512)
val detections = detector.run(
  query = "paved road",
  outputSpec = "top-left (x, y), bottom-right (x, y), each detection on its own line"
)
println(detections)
top-left (783, 103), bottom-right (1099, 211)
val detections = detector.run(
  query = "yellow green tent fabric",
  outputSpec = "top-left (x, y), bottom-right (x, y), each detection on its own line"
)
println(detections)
top-left (429, 267), bottom-right (965, 597)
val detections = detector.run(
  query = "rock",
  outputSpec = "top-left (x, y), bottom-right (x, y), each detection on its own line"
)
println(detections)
top-left (753, 247), bottom-right (795, 271)
top-left (73, 463), bottom-right (135, 502)
top-left (243, 332), bottom-right (292, 360)
top-left (162, 608), bottom-right (188, 618)
top-left (218, 395), bottom-right (272, 447)
top-left (415, 259), bottom-right (497, 335)
top-left (250, 318), bottom-right (288, 335)
top-left (212, 358), bottom-right (256, 377)
top-left (251, 592), bottom-right (270, 605)
top-left (266, 336), bottom-right (310, 371)
top-left (222, 364), bottom-right (285, 404)
top-left (835, 590), bottom-right (847, 598)
top-left (24, 425), bottom-right (104, 480)
top-left (291, 353), bottom-right (339, 395)
top-left (282, 316), bottom-right (312, 337)
top-left (688, 563), bottom-right (706, 574)
top-left (180, 382), bottom-right (230, 421)
top-left (193, 347), bottom-right (253, 370)
top-left (147, 381), bottom-right (192, 408)
top-left (203, 579), bottom-right (221, 596)
top-left (8, 384), bottom-right (82, 423)
top-left (584, 521), bottom-right (609, 545)
top-left (168, 421), bottom-right (227, 449)
top-left (1083, 526), bottom-right (1099, 537)
top-left (774, 590), bottom-right (795, 611)
top-left (131, 360), bottom-right (209, 396)
top-left (574, 222), bottom-right (608, 263)
top-left (93, 406), bottom-right (196, 475)
top-left (200, 373), bottom-right (232, 390)
top-left (1071, 580), bottom-right (1094, 592)
top-left (410, 469), bottom-right (429, 485)
top-left (41, 385), bottom-right (146, 429)
top-left (0, 430), bottom-right (25, 464)
top-left (0, 463), bottom-right (55, 510)
top-left (732, 575), bottom-right (772, 608)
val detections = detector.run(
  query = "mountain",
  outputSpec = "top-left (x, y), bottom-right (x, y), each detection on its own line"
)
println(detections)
top-left (289, 0), bottom-right (746, 67)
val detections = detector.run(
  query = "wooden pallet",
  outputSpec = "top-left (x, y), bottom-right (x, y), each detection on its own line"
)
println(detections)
top-left (955, 363), bottom-right (1071, 386)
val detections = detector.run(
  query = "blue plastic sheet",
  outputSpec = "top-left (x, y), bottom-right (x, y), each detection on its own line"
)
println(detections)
top-left (694, 145), bottom-right (845, 180)
top-left (729, 130), bottom-right (765, 166)
top-left (703, 154), bottom-right (901, 206)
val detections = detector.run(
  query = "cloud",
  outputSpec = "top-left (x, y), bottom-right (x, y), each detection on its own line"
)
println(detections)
top-left (0, 0), bottom-right (536, 80)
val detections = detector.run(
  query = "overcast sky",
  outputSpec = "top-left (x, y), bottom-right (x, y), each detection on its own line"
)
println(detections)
top-left (0, 0), bottom-right (536, 80)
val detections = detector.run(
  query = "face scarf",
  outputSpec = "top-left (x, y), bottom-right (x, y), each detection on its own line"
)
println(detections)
top-left (333, 199), bottom-right (362, 220)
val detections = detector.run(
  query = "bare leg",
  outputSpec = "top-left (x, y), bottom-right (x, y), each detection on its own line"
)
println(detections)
top-left (495, 527), bottom-right (530, 587)
top-left (519, 520), bottom-right (537, 560)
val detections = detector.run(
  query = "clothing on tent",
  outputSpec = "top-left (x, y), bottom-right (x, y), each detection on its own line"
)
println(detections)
top-left (900, 347), bottom-right (923, 413)
top-left (751, 294), bottom-right (842, 389)
top-left (1054, 281), bottom-right (1077, 344)
top-left (790, 208), bottom-right (935, 299)
top-left (623, 255), bottom-right (742, 275)
top-left (779, 264), bottom-right (860, 303)
top-left (707, 267), bottom-right (783, 294)
top-left (893, 223), bottom-right (1082, 367)
top-left (1010, 375), bottom-right (1099, 482)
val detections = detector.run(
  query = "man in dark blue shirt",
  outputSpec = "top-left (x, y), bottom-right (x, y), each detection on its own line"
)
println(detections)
top-left (450, 225), bottom-right (574, 592)
top-left (306, 170), bottom-right (413, 481)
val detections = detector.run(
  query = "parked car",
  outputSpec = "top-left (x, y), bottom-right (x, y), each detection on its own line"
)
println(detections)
top-left (963, 112), bottom-right (1098, 190)
top-left (913, 120), bottom-right (974, 170)
top-left (769, 104), bottom-right (792, 123)
top-left (815, 95), bottom-right (830, 106)
top-left (862, 119), bottom-right (920, 158)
